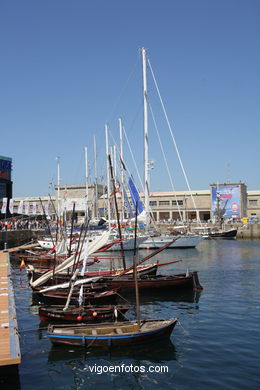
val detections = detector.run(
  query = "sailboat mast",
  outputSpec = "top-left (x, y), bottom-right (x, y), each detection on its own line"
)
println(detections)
top-left (105, 124), bottom-right (111, 230)
top-left (142, 47), bottom-right (150, 231)
top-left (56, 156), bottom-right (61, 226)
top-left (84, 146), bottom-right (89, 221)
top-left (94, 134), bottom-right (98, 219)
top-left (119, 117), bottom-right (125, 220)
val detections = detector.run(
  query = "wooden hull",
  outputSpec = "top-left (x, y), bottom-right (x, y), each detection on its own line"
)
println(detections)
top-left (39, 304), bottom-right (132, 323)
top-left (208, 229), bottom-right (237, 239)
top-left (34, 289), bottom-right (119, 306)
top-left (100, 271), bottom-right (203, 293)
top-left (48, 318), bottom-right (177, 347)
top-left (27, 263), bottom-right (158, 281)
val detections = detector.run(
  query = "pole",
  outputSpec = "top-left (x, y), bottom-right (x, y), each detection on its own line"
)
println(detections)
top-left (94, 134), bottom-right (98, 219)
top-left (105, 124), bottom-right (111, 229)
top-left (133, 201), bottom-right (140, 328)
top-left (84, 146), bottom-right (89, 221)
top-left (119, 117), bottom-right (125, 221)
top-left (141, 47), bottom-right (150, 232)
top-left (108, 154), bottom-right (126, 270)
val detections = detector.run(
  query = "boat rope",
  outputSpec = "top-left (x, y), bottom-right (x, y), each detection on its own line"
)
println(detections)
top-left (148, 57), bottom-right (202, 226)
top-left (17, 326), bottom-right (48, 333)
top-left (115, 291), bottom-right (131, 304)
top-left (177, 319), bottom-right (189, 335)
top-left (148, 99), bottom-right (183, 221)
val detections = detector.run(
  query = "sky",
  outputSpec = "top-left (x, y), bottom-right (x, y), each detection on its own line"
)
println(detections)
top-left (0, 0), bottom-right (259, 197)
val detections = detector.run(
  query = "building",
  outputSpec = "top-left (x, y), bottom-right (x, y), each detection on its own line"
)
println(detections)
top-left (2, 182), bottom-right (260, 223)
top-left (55, 184), bottom-right (105, 221)
top-left (0, 156), bottom-right (12, 198)
top-left (0, 156), bottom-right (13, 218)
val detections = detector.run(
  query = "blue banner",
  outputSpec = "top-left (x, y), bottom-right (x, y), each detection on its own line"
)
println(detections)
top-left (128, 178), bottom-right (143, 215)
top-left (211, 185), bottom-right (240, 218)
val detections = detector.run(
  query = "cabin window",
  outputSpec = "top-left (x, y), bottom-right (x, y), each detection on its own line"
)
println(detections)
top-left (249, 200), bottom-right (257, 206)
top-left (149, 201), bottom-right (157, 206)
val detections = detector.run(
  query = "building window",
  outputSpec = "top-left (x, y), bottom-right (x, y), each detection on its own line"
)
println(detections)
top-left (159, 201), bottom-right (170, 206)
top-left (172, 200), bottom-right (183, 206)
top-left (149, 201), bottom-right (157, 206)
top-left (249, 200), bottom-right (258, 206)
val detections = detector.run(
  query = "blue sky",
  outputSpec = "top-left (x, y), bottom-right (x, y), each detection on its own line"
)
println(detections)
top-left (0, 0), bottom-right (259, 197)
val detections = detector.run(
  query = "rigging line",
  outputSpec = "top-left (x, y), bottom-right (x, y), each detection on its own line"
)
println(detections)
top-left (122, 125), bottom-right (144, 194)
top-left (121, 125), bottom-right (156, 226)
top-left (105, 55), bottom-right (140, 125)
top-left (148, 100), bottom-right (183, 222)
top-left (147, 57), bottom-right (201, 224)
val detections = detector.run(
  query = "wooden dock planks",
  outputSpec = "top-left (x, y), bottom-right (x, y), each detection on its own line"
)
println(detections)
top-left (0, 251), bottom-right (21, 367)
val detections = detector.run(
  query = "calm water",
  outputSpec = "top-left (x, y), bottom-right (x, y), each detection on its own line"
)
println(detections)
top-left (6, 239), bottom-right (260, 390)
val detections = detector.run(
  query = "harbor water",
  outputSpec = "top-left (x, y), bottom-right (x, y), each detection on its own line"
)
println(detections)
top-left (6, 239), bottom-right (260, 390)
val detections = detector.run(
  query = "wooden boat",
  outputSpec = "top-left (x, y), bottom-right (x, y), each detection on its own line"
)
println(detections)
top-left (47, 318), bottom-right (177, 347)
top-left (39, 304), bottom-right (132, 323)
top-left (34, 288), bottom-right (119, 306)
top-left (207, 228), bottom-right (237, 239)
top-left (99, 271), bottom-right (203, 293)
top-left (26, 262), bottom-right (159, 281)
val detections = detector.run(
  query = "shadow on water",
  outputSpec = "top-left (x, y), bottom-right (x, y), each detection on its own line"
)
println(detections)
top-left (123, 289), bottom-right (201, 305)
top-left (0, 365), bottom-right (21, 390)
top-left (48, 339), bottom-right (178, 364)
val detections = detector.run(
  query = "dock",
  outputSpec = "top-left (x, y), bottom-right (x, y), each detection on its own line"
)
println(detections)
top-left (0, 250), bottom-right (21, 369)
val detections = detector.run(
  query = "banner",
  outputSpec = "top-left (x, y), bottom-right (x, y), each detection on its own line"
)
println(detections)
top-left (18, 200), bottom-right (24, 214)
top-left (211, 185), bottom-right (240, 218)
top-left (44, 202), bottom-right (49, 216)
top-left (9, 198), bottom-right (14, 214)
top-left (1, 197), bottom-right (7, 214)
top-left (24, 201), bottom-right (30, 215)
top-left (32, 202), bottom-right (37, 215)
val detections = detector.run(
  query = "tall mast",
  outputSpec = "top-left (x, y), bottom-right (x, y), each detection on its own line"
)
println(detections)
top-left (84, 146), bottom-right (89, 221)
top-left (105, 124), bottom-right (111, 229)
top-left (93, 134), bottom-right (98, 219)
top-left (56, 156), bottom-right (61, 225)
top-left (142, 47), bottom-right (149, 231)
top-left (119, 117), bottom-right (125, 220)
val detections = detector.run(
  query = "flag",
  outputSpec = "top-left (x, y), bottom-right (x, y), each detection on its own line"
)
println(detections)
top-left (20, 260), bottom-right (25, 270)
top-left (9, 198), bottom-right (14, 214)
top-left (1, 198), bottom-right (7, 214)
top-left (18, 200), bottom-right (24, 214)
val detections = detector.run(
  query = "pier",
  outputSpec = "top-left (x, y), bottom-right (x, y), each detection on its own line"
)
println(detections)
top-left (0, 251), bottom-right (21, 372)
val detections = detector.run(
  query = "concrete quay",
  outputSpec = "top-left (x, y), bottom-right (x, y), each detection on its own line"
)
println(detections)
top-left (0, 229), bottom-right (46, 250)
top-left (156, 223), bottom-right (260, 239)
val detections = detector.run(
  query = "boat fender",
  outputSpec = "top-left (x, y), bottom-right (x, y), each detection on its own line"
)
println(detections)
top-left (77, 315), bottom-right (83, 321)
top-left (92, 311), bottom-right (97, 317)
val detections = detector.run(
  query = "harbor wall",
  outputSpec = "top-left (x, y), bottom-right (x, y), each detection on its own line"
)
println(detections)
top-left (157, 223), bottom-right (260, 240)
top-left (0, 229), bottom-right (46, 250)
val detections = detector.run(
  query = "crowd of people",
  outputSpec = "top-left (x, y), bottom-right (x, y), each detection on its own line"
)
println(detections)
top-left (0, 218), bottom-right (48, 231)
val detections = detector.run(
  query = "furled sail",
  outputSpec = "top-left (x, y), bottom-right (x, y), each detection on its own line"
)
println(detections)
top-left (30, 230), bottom-right (110, 288)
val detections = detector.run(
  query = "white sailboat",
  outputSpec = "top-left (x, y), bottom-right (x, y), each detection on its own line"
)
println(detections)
top-left (137, 48), bottom-right (203, 249)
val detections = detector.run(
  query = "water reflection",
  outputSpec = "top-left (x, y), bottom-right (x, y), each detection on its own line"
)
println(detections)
top-left (48, 339), bottom-right (178, 363)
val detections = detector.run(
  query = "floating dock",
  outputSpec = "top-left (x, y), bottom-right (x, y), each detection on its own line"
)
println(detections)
top-left (0, 251), bottom-right (21, 369)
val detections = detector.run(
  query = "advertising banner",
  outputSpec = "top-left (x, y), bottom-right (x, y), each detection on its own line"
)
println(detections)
top-left (211, 185), bottom-right (240, 218)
